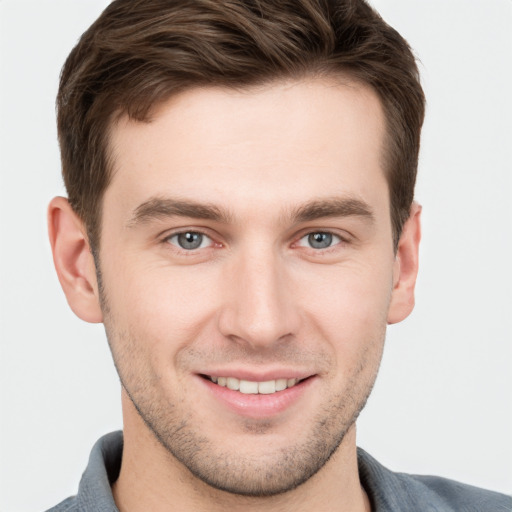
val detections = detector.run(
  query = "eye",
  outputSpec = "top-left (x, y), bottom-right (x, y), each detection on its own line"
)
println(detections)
top-left (298, 232), bottom-right (342, 249)
top-left (167, 231), bottom-right (213, 250)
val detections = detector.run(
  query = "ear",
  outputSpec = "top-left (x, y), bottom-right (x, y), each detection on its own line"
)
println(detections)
top-left (387, 202), bottom-right (422, 324)
top-left (48, 197), bottom-right (103, 323)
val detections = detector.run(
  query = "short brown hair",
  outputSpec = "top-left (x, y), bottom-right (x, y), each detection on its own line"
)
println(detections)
top-left (57, 0), bottom-right (425, 251)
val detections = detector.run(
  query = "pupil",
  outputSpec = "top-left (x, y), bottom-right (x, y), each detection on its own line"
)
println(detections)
top-left (178, 232), bottom-right (202, 249)
top-left (309, 232), bottom-right (332, 249)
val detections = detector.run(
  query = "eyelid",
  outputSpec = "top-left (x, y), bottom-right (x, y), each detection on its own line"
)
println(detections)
top-left (158, 226), bottom-right (352, 253)
top-left (297, 232), bottom-right (340, 246)
top-left (293, 228), bottom-right (352, 247)
top-left (167, 232), bottom-right (213, 249)
top-left (161, 227), bottom-right (220, 250)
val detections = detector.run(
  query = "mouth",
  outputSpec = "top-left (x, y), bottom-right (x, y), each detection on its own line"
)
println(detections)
top-left (199, 373), bottom-right (316, 418)
top-left (200, 374), bottom-right (308, 395)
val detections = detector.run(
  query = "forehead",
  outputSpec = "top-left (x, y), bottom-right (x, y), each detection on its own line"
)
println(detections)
top-left (106, 78), bottom-right (388, 222)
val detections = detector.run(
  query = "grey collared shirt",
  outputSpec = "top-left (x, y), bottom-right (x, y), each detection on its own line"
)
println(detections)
top-left (46, 431), bottom-right (511, 511)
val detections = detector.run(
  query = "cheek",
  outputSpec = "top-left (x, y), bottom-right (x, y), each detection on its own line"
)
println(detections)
top-left (291, 260), bottom-right (393, 355)
top-left (102, 260), bottom-right (220, 356)
top-left (101, 243), bottom-right (394, 371)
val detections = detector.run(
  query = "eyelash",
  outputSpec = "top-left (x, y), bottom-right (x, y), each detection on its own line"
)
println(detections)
top-left (162, 229), bottom-right (350, 254)
top-left (295, 232), bottom-right (345, 251)
top-left (163, 230), bottom-right (217, 253)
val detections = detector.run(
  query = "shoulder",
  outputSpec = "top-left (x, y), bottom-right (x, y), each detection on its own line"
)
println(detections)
top-left (43, 431), bottom-right (123, 512)
top-left (44, 496), bottom-right (77, 512)
top-left (399, 472), bottom-right (511, 511)
top-left (357, 448), bottom-right (512, 512)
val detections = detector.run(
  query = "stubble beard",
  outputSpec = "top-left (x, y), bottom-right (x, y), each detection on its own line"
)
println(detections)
top-left (98, 266), bottom-right (384, 497)
top-left (120, 368), bottom-right (378, 498)
top-left (107, 329), bottom-right (382, 498)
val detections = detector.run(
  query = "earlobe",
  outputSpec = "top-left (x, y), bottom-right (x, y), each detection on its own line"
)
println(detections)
top-left (387, 202), bottom-right (422, 325)
top-left (48, 197), bottom-right (103, 323)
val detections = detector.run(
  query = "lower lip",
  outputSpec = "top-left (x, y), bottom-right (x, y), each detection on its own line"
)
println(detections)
top-left (199, 376), bottom-right (314, 419)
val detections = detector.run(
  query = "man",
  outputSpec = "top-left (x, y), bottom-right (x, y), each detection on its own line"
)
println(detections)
top-left (44, 0), bottom-right (510, 510)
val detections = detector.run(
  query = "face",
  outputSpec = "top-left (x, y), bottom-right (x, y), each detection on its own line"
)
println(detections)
top-left (98, 79), bottom-right (398, 496)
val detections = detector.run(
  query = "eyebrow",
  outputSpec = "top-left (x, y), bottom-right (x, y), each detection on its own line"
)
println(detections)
top-left (127, 195), bottom-right (374, 228)
top-left (289, 197), bottom-right (375, 224)
top-left (127, 197), bottom-right (232, 227)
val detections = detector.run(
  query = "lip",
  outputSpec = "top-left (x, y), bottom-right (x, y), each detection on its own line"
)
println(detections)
top-left (200, 368), bottom-right (313, 382)
top-left (197, 373), bottom-right (316, 419)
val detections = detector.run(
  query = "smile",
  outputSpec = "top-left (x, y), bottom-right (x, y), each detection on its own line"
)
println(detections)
top-left (205, 375), bottom-right (303, 395)
top-left (200, 373), bottom-right (315, 418)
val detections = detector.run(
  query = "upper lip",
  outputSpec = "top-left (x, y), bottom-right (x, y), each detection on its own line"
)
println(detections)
top-left (197, 369), bottom-right (315, 382)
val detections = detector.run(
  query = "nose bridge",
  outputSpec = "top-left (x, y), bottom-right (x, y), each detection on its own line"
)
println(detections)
top-left (219, 241), bottom-right (298, 347)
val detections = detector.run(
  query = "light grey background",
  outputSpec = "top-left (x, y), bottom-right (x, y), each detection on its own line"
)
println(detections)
top-left (1, 1), bottom-right (511, 510)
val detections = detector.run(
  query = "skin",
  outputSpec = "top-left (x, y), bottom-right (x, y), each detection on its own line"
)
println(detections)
top-left (49, 78), bottom-right (421, 512)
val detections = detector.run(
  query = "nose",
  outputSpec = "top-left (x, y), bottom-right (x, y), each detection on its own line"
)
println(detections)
top-left (217, 247), bottom-right (300, 349)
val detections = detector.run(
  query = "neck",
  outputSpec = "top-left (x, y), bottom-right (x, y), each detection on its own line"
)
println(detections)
top-left (113, 393), bottom-right (370, 512)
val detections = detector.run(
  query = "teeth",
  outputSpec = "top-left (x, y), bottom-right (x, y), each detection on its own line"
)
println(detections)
top-left (239, 380), bottom-right (259, 394)
top-left (226, 377), bottom-right (240, 391)
top-left (209, 375), bottom-right (302, 394)
top-left (275, 378), bottom-right (287, 391)
top-left (258, 380), bottom-right (276, 394)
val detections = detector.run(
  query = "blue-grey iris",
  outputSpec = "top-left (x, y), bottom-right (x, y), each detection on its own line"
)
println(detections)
top-left (308, 232), bottom-right (332, 249)
top-left (177, 232), bottom-right (203, 250)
